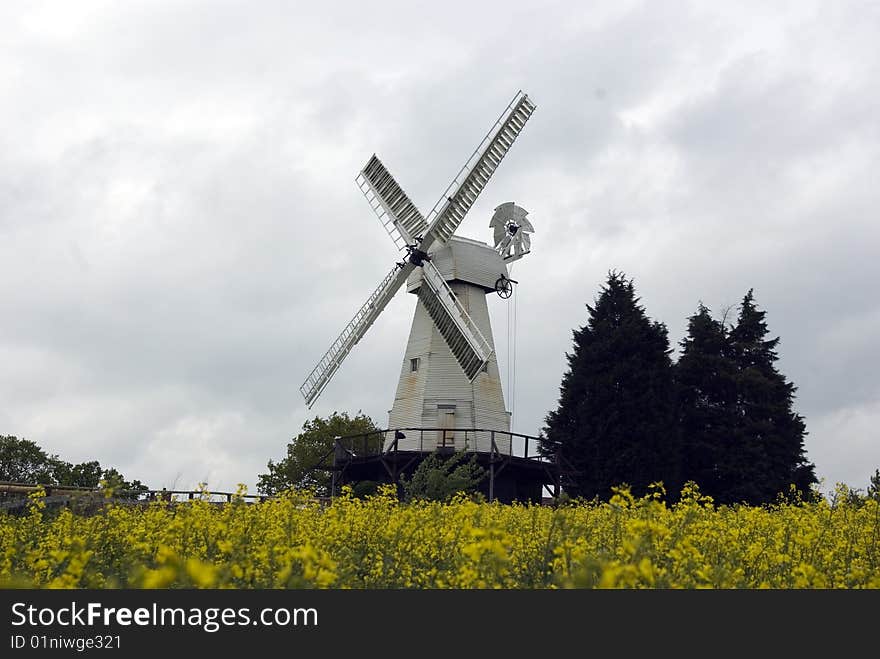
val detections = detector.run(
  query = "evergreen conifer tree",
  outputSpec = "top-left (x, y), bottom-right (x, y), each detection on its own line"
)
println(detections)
top-left (676, 304), bottom-right (765, 503)
top-left (728, 290), bottom-right (816, 502)
top-left (542, 272), bottom-right (679, 500)
top-left (677, 305), bottom-right (732, 499)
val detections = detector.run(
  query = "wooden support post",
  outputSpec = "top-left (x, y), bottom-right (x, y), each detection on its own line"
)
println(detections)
top-left (488, 430), bottom-right (496, 503)
top-left (489, 460), bottom-right (495, 503)
top-left (554, 448), bottom-right (562, 498)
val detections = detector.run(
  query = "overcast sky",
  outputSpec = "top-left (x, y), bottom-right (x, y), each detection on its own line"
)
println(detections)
top-left (1, 0), bottom-right (877, 495)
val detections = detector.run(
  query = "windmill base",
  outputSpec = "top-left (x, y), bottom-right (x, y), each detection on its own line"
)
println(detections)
top-left (322, 428), bottom-right (564, 504)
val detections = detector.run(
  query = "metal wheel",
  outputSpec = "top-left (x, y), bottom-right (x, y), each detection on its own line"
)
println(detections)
top-left (495, 276), bottom-right (513, 299)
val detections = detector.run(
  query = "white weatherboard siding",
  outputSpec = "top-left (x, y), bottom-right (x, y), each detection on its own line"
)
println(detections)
top-left (405, 235), bottom-right (508, 295)
top-left (388, 237), bottom-right (512, 453)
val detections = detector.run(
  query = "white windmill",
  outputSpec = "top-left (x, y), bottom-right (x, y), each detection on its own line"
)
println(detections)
top-left (300, 91), bottom-right (536, 453)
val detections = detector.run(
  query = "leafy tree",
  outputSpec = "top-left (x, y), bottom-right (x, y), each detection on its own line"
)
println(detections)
top-left (401, 450), bottom-right (485, 502)
top-left (728, 290), bottom-right (816, 502)
top-left (258, 411), bottom-right (379, 496)
top-left (51, 460), bottom-right (103, 488)
top-left (866, 468), bottom-right (880, 502)
top-left (0, 435), bottom-right (146, 494)
top-left (0, 436), bottom-right (56, 482)
top-left (350, 480), bottom-right (381, 499)
top-left (100, 468), bottom-right (149, 498)
top-left (542, 272), bottom-right (680, 500)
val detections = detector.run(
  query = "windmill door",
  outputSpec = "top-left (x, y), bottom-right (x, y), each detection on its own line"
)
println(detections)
top-left (438, 405), bottom-right (455, 448)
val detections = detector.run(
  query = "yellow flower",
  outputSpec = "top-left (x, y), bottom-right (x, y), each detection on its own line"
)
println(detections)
top-left (0, 484), bottom-right (877, 589)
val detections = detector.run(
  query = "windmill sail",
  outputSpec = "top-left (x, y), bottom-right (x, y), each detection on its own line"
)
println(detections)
top-left (416, 260), bottom-right (492, 380)
top-left (300, 91), bottom-right (535, 408)
top-left (357, 155), bottom-right (429, 250)
top-left (422, 91), bottom-right (536, 250)
top-left (300, 262), bottom-right (415, 407)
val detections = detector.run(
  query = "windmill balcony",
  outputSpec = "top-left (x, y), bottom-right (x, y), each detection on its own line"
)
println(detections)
top-left (314, 428), bottom-right (565, 504)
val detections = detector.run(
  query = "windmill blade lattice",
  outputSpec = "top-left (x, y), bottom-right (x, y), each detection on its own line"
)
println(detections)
top-left (421, 91), bottom-right (536, 251)
top-left (300, 262), bottom-right (415, 407)
top-left (356, 155), bottom-right (428, 250)
top-left (416, 260), bottom-right (493, 379)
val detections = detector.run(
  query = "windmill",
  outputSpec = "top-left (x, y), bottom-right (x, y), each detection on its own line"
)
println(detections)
top-left (300, 91), bottom-right (536, 452)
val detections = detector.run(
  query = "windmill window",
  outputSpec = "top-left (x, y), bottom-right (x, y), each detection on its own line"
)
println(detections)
top-left (410, 358), bottom-right (420, 372)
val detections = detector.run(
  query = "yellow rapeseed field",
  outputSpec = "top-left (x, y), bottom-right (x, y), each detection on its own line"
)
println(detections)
top-left (1, 484), bottom-right (878, 588)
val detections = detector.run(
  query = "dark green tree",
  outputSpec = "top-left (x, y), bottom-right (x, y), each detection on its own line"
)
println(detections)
top-left (51, 460), bottom-right (103, 488)
top-left (0, 435), bottom-right (146, 493)
top-left (401, 450), bottom-right (485, 502)
top-left (100, 468), bottom-right (149, 498)
top-left (676, 304), bottom-right (766, 504)
top-left (0, 436), bottom-right (56, 482)
top-left (867, 469), bottom-right (880, 502)
top-left (542, 272), bottom-right (679, 500)
top-left (728, 290), bottom-right (816, 502)
top-left (258, 411), bottom-right (379, 496)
